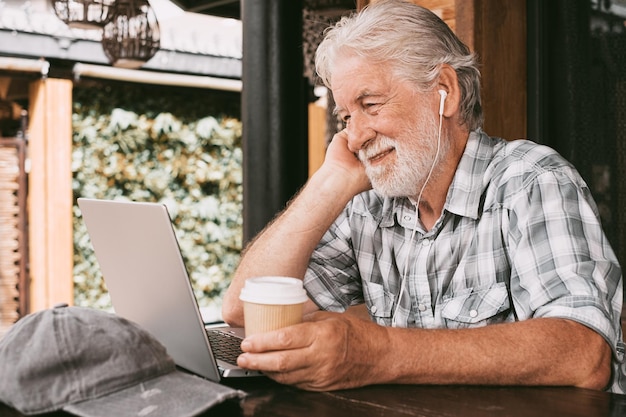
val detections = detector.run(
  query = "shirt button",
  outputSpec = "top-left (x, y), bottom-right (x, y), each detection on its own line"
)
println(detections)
top-left (422, 239), bottom-right (431, 246)
top-left (403, 215), bottom-right (412, 221)
top-left (469, 309), bottom-right (478, 318)
top-left (418, 304), bottom-right (427, 312)
top-left (370, 305), bottom-right (378, 314)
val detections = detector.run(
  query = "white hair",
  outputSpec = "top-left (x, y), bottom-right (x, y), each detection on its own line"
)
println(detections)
top-left (315, 0), bottom-right (483, 130)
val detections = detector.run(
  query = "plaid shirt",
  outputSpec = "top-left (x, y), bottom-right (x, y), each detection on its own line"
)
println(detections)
top-left (304, 130), bottom-right (626, 393)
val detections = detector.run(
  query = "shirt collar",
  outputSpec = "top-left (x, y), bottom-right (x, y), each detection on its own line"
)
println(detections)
top-left (359, 129), bottom-right (496, 227)
top-left (444, 129), bottom-right (497, 219)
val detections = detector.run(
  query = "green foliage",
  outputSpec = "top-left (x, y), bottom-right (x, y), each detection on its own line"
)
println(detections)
top-left (71, 82), bottom-right (242, 321)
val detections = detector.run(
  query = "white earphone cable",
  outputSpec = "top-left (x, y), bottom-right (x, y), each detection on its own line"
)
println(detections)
top-left (391, 92), bottom-right (445, 327)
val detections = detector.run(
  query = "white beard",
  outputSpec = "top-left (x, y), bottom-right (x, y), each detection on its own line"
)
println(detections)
top-left (358, 112), bottom-right (448, 199)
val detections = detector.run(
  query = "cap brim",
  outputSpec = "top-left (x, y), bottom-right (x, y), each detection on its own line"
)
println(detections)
top-left (63, 371), bottom-right (245, 417)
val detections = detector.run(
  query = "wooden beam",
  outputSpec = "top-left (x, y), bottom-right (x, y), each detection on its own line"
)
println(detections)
top-left (456, 0), bottom-right (527, 140)
top-left (0, 77), bottom-right (10, 100)
top-left (28, 78), bottom-right (74, 311)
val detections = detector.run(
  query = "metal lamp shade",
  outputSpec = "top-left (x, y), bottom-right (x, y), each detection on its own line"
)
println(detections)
top-left (101, 0), bottom-right (160, 69)
top-left (50, 0), bottom-right (116, 30)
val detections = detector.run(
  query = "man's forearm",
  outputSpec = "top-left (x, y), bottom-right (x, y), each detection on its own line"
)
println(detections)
top-left (222, 167), bottom-right (358, 326)
top-left (376, 318), bottom-right (612, 390)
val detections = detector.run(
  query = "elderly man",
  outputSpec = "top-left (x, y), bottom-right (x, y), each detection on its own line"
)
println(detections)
top-left (222, 0), bottom-right (625, 392)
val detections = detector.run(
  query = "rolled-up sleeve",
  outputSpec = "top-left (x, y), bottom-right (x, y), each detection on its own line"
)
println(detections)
top-left (304, 205), bottom-right (363, 312)
top-left (507, 168), bottom-right (624, 362)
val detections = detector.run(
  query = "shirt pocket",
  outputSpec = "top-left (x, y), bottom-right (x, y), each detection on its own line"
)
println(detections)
top-left (441, 282), bottom-right (511, 329)
top-left (361, 280), bottom-right (394, 326)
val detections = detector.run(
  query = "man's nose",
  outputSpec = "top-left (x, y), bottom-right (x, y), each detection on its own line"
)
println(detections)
top-left (346, 114), bottom-right (375, 153)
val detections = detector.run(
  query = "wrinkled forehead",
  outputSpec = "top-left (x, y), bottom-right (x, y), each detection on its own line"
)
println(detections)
top-left (330, 55), bottom-right (415, 112)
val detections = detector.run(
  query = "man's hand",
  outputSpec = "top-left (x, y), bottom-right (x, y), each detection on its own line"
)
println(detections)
top-left (237, 311), bottom-right (388, 391)
top-left (321, 129), bottom-right (371, 196)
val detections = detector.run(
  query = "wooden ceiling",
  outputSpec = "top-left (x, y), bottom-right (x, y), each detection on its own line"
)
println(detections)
top-left (170, 0), bottom-right (359, 19)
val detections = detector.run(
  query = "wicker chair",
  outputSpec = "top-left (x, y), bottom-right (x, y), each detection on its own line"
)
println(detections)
top-left (0, 138), bottom-right (28, 338)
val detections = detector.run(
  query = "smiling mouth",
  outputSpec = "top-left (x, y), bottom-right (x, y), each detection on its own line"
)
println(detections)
top-left (368, 147), bottom-right (395, 163)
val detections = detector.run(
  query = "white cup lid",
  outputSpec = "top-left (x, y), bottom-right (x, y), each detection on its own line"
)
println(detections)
top-left (239, 276), bottom-right (308, 305)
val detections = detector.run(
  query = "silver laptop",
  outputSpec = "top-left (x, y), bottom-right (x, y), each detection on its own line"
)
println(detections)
top-left (77, 197), bottom-right (261, 380)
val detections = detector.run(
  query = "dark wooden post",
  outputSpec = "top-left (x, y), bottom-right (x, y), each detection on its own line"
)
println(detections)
top-left (241, 0), bottom-right (308, 244)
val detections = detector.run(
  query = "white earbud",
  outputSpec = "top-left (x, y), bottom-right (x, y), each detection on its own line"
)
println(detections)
top-left (438, 89), bottom-right (447, 116)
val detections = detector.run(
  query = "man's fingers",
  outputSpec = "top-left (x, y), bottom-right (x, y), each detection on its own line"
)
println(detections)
top-left (237, 346), bottom-right (309, 374)
top-left (241, 323), bottom-right (314, 353)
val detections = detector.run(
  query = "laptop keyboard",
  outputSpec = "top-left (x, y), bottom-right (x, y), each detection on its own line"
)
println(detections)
top-left (207, 330), bottom-right (243, 365)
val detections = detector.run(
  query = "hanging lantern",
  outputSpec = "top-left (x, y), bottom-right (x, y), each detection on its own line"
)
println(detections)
top-left (101, 0), bottom-right (160, 69)
top-left (50, 0), bottom-right (116, 30)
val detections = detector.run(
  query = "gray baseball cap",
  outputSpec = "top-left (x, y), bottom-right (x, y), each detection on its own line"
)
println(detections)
top-left (0, 304), bottom-right (244, 416)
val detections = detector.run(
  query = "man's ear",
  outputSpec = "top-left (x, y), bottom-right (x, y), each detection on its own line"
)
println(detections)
top-left (436, 64), bottom-right (460, 118)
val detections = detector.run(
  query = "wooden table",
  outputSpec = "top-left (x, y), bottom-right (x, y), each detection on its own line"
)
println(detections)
top-left (2, 377), bottom-right (626, 417)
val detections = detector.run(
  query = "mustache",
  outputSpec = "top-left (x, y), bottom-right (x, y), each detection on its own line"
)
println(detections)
top-left (358, 136), bottom-right (396, 163)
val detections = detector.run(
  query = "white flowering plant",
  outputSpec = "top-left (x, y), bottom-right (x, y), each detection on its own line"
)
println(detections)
top-left (71, 84), bottom-right (242, 321)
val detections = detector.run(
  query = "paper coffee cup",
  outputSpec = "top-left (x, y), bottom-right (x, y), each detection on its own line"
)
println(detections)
top-left (239, 276), bottom-right (308, 336)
